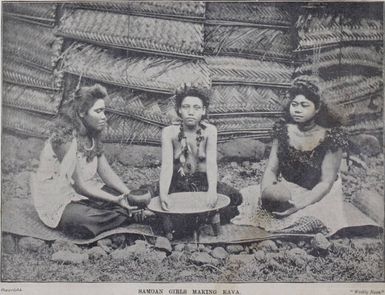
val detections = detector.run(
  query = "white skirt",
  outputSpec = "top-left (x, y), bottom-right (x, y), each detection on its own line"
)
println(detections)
top-left (231, 177), bottom-right (379, 235)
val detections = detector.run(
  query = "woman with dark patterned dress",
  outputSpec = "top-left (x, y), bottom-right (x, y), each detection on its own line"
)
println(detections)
top-left (232, 76), bottom-right (353, 234)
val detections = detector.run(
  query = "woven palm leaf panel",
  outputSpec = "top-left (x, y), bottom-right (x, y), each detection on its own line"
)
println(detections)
top-left (3, 17), bottom-right (63, 71)
top-left (2, 83), bottom-right (63, 115)
top-left (204, 25), bottom-right (292, 60)
top-left (206, 2), bottom-right (291, 27)
top-left (345, 117), bottom-right (383, 136)
top-left (295, 46), bottom-right (383, 77)
top-left (3, 2), bottom-right (57, 26)
top-left (2, 106), bottom-right (53, 138)
top-left (57, 9), bottom-right (204, 58)
top-left (104, 85), bottom-right (173, 126)
top-left (70, 1), bottom-right (205, 20)
top-left (209, 85), bottom-right (287, 114)
top-left (321, 76), bottom-right (383, 105)
top-left (206, 56), bottom-right (292, 87)
top-left (295, 11), bottom-right (383, 50)
top-left (3, 58), bottom-right (63, 91)
top-left (62, 43), bottom-right (210, 94)
top-left (211, 116), bottom-right (276, 139)
top-left (104, 113), bottom-right (162, 145)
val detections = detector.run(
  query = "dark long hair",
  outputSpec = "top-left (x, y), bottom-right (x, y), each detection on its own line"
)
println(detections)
top-left (284, 76), bottom-right (342, 128)
top-left (51, 84), bottom-right (108, 160)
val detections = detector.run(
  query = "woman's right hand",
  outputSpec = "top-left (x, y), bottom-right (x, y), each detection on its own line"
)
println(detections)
top-left (117, 194), bottom-right (138, 212)
top-left (159, 194), bottom-right (170, 211)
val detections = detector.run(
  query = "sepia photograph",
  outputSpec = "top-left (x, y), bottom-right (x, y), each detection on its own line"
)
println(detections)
top-left (0, 0), bottom-right (384, 291)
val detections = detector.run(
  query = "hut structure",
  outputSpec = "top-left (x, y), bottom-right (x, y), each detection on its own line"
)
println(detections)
top-left (2, 2), bottom-right (383, 148)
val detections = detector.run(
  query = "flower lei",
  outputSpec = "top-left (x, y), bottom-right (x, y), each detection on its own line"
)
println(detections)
top-left (177, 124), bottom-right (204, 176)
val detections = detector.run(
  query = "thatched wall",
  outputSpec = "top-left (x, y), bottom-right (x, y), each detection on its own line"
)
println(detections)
top-left (2, 2), bottom-right (383, 147)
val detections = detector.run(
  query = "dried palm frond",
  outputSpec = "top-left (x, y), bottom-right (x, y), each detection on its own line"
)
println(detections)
top-left (2, 106), bottom-right (53, 138)
top-left (210, 85), bottom-right (286, 114)
top-left (296, 46), bottom-right (383, 74)
top-left (3, 3), bottom-right (57, 25)
top-left (3, 58), bottom-right (63, 91)
top-left (335, 97), bottom-right (383, 124)
top-left (104, 113), bottom-right (162, 144)
top-left (58, 9), bottom-right (204, 57)
top-left (204, 25), bottom-right (292, 60)
top-left (69, 1), bottom-right (205, 19)
top-left (320, 75), bottom-right (383, 105)
top-left (211, 116), bottom-right (276, 133)
top-left (206, 2), bottom-right (291, 26)
top-left (62, 43), bottom-right (210, 93)
top-left (2, 83), bottom-right (63, 115)
top-left (345, 117), bottom-right (383, 135)
top-left (206, 56), bottom-right (292, 86)
top-left (296, 14), bottom-right (383, 49)
top-left (105, 89), bottom-right (171, 126)
top-left (3, 18), bottom-right (63, 70)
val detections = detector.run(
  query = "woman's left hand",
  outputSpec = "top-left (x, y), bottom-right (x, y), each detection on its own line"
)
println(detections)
top-left (272, 194), bottom-right (310, 218)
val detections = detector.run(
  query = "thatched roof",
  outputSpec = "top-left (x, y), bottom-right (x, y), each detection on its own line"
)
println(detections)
top-left (3, 3), bottom-right (57, 26)
top-left (210, 85), bottom-right (286, 114)
top-left (2, 106), bottom-right (53, 138)
top-left (4, 17), bottom-right (62, 71)
top-left (206, 56), bottom-right (292, 87)
top-left (62, 43), bottom-right (210, 94)
top-left (104, 113), bottom-right (163, 144)
top-left (295, 46), bottom-right (383, 75)
top-left (58, 9), bottom-right (204, 58)
top-left (206, 2), bottom-right (291, 27)
top-left (2, 82), bottom-right (63, 115)
top-left (321, 76), bottom-right (383, 105)
top-left (69, 2), bottom-right (205, 20)
top-left (3, 59), bottom-right (63, 91)
top-left (296, 14), bottom-right (383, 49)
top-left (204, 25), bottom-right (292, 60)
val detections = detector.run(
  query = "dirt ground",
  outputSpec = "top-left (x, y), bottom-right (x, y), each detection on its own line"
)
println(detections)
top-left (1, 135), bottom-right (384, 282)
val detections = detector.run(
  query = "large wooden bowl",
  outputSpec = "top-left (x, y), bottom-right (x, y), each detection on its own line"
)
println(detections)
top-left (147, 192), bottom-right (230, 215)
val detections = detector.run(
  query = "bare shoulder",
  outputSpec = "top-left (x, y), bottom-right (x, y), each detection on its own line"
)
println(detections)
top-left (202, 122), bottom-right (217, 135)
top-left (162, 125), bottom-right (179, 138)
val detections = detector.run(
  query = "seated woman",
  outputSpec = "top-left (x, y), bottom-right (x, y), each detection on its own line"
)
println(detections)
top-left (31, 84), bottom-right (149, 239)
top-left (149, 83), bottom-right (242, 239)
top-left (232, 75), bottom-right (353, 235)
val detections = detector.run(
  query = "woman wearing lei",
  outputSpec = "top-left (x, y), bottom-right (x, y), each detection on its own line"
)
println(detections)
top-left (31, 84), bottom-right (149, 239)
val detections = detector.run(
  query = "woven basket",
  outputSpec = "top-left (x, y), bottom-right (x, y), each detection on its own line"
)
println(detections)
top-left (3, 3), bottom-right (57, 25)
top-left (58, 9), bottom-right (204, 57)
top-left (3, 58), bottom-right (63, 91)
top-left (62, 43), bottom-right (210, 94)
top-left (4, 17), bottom-right (63, 70)
top-left (204, 25), bottom-right (292, 59)
top-left (206, 56), bottom-right (292, 86)
top-left (70, 1), bottom-right (205, 19)
top-left (2, 82), bottom-right (63, 115)
top-left (104, 113), bottom-right (162, 144)
top-left (210, 85), bottom-right (286, 114)
top-left (206, 2), bottom-right (291, 26)
top-left (2, 106), bottom-right (53, 138)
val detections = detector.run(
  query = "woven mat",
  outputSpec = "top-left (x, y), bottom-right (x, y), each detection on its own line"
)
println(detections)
top-left (3, 198), bottom-right (380, 245)
top-left (2, 198), bottom-right (314, 245)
